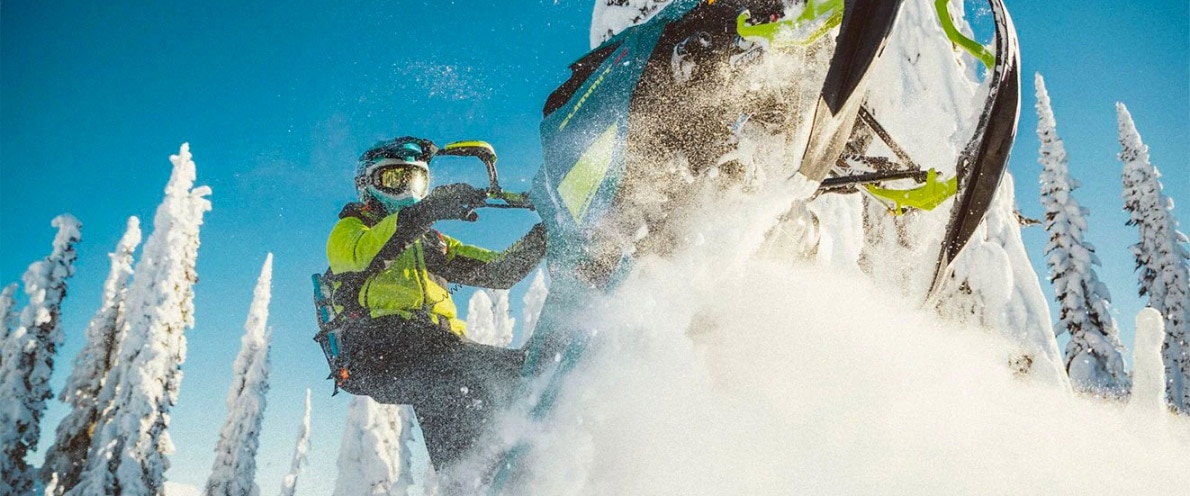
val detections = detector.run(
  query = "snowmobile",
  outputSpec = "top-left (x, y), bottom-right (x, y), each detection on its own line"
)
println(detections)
top-left (486, 0), bottom-right (1021, 490)
top-left (313, 0), bottom-right (1021, 489)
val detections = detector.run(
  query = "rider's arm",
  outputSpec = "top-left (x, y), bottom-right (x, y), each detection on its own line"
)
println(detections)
top-left (327, 214), bottom-right (400, 274)
top-left (328, 182), bottom-right (489, 275)
top-left (438, 223), bottom-right (548, 289)
top-left (327, 198), bottom-right (454, 274)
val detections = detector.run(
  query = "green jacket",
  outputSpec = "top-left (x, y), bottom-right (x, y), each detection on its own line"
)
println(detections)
top-left (327, 202), bottom-right (547, 337)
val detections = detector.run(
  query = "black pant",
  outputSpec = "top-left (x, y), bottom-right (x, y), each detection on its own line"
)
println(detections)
top-left (338, 314), bottom-right (525, 471)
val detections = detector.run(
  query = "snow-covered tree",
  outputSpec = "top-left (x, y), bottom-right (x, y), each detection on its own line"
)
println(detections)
top-left (521, 269), bottom-right (549, 344)
top-left (466, 290), bottom-right (497, 346)
top-left (69, 143), bottom-right (212, 496)
top-left (0, 283), bottom-right (18, 373)
top-left (1127, 308), bottom-right (1167, 417)
top-left (492, 290), bottom-right (516, 346)
top-left (933, 174), bottom-right (1069, 387)
top-left (466, 289), bottom-right (516, 347)
top-left (0, 283), bottom-right (17, 344)
top-left (1036, 74), bottom-right (1129, 396)
top-left (42, 217), bottom-right (142, 494)
top-left (205, 254), bottom-right (273, 496)
top-left (591, 0), bottom-right (670, 48)
top-left (1118, 103), bottom-right (1190, 413)
top-left (334, 397), bottom-right (417, 496)
top-left (279, 389), bottom-right (312, 496)
top-left (0, 214), bottom-right (82, 495)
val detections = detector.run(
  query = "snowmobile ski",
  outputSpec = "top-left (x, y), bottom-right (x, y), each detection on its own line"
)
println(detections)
top-left (797, 0), bottom-right (906, 183)
top-left (926, 0), bottom-right (1021, 296)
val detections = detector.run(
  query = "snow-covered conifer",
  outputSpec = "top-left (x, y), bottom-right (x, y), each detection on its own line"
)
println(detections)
top-left (466, 290), bottom-right (498, 346)
top-left (591, 0), bottom-right (670, 48)
top-left (1036, 75), bottom-right (1129, 395)
top-left (1118, 103), bottom-right (1190, 413)
top-left (278, 389), bottom-right (312, 496)
top-left (0, 283), bottom-right (17, 344)
top-left (492, 290), bottom-right (515, 347)
top-left (934, 174), bottom-right (1068, 386)
top-left (0, 214), bottom-right (81, 495)
top-left (466, 289), bottom-right (515, 347)
top-left (42, 217), bottom-right (141, 494)
top-left (69, 143), bottom-right (212, 496)
top-left (205, 254), bottom-right (273, 496)
top-left (521, 269), bottom-right (548, 343)
top-left (0, 283), bottom-right (18, 372)
top-left (334, 397), bottom-right (416, 496)
top-left (1127, 308), bottom-right (1167, 416)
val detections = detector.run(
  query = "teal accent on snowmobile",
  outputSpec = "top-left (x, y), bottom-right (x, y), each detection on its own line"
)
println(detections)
top-left (488, 0), bottom-right (895, 491)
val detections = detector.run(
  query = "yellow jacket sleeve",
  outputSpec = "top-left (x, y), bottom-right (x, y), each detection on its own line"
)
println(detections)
top-left (327, 212), bottom-right (400, 274)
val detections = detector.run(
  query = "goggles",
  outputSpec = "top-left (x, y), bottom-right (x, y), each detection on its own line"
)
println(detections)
top-left (370, 163), bottom-right (428, 198)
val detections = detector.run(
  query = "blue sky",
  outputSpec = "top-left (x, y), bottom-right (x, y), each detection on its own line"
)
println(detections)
top-left (1, 0), bottom-right (1186, 493)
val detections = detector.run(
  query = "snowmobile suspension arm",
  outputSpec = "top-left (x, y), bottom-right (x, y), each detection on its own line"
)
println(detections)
top-left (856, 106), bottom-right (920, 171)
top-left (818, 169), bottom-right (929, 192)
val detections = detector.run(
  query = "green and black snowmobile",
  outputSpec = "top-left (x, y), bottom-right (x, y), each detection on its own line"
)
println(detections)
top-left (490, 0), bottom-right (1021, 490)
top-left (313, 0), bottom-right (1022, 489)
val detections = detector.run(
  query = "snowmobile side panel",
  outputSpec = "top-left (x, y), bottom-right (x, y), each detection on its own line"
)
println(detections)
top-left (928, 0), bottom-right (1021, 296)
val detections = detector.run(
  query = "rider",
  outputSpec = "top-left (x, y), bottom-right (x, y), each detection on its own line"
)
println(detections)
top-left (325, 136), bottom-right (546, 465)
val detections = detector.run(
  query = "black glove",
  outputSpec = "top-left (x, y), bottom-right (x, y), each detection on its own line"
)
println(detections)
top-left (378, 183), bottom-right (489, 262)
top-left (419, 183), bottom-right (488, 222)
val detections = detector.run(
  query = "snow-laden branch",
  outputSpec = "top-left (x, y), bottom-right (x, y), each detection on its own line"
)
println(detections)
top-left (279, 389), bottom-right (312, 496)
